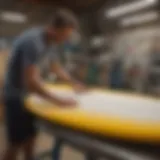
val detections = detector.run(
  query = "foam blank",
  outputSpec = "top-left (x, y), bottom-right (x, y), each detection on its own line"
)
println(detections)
top-left (31, 88), bottom-right (160, 122)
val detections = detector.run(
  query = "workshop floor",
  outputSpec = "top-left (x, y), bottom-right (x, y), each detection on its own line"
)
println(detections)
top-left (0, 123), bottom-right (84, 160)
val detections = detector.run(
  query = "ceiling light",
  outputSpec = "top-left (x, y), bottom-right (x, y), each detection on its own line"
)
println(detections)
top-left (120, 11), bottom-right (159, 26)
top-left (106, 0), bottom-right (157, 18)
top-left (0, 11), bottom-right (27, 23)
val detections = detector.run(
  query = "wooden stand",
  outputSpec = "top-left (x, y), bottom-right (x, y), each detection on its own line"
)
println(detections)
top-left (0, 50), bottom-right (9, 122)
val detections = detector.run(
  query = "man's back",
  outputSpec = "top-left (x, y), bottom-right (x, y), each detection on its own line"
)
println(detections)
top-left (4, 27), bottom-right (48, 98)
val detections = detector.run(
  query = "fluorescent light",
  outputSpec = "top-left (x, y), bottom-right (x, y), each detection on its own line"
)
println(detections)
top-left (120, 11), bottom-right (159, 26)
top-left (106, 0), bottom-right (157, 18)
top-left (0, 11), bottom-right (27, 23)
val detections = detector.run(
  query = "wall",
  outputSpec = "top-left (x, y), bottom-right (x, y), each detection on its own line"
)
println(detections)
top-left (0, 50), bottom-right (9, 85)
top-left (114, 25), bottom-right (160, 67)
top-left (112, 24), bottom-right (160, 91)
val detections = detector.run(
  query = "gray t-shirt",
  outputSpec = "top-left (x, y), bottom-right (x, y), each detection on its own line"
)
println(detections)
top-left (4, 27), bottom-right (57, 99)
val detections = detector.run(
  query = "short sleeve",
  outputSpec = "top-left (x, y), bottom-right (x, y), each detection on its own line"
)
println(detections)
top-left (22, 40), bottom-right (38, 67)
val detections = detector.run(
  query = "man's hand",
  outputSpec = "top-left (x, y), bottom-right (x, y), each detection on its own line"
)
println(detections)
top-left (73, 82), bottom-right (87, 93)
top-left (53, 97), bottom-right (77, 107)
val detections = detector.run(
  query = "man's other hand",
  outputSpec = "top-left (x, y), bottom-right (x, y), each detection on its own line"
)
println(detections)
top-left (73, 83), bottom-right (87, 93)
top-left (55, 98), bottom-right (77, 107)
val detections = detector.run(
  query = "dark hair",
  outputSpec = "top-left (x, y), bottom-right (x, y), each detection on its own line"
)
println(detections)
top-left (50, 9), bottom-right (78, 29)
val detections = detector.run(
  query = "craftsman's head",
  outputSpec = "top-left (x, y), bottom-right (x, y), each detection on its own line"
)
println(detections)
top-left (47, 9), bottom-right (78, 44)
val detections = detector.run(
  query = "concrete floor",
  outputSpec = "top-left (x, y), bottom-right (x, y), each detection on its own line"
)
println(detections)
top-left (0, 123), bottom-right (84, 160)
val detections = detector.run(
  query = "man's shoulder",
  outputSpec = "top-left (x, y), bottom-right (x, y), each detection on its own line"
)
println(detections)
top-left (14, 27), bottom-right (43, 44)
top-left (13, 27), bottom-right (43, 51)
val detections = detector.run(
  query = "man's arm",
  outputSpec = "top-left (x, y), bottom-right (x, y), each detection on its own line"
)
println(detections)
top-left (50, 62), bottom-right (86, 93)
top-left (24, 64), bottom-right (61, 103)
top-left (23, 41), bottom-right (76, 106)
top-left (50, 62), bottom-right (77, 85)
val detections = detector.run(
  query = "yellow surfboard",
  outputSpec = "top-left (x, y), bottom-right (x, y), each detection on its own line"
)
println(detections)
top-left (25, 84), bottom-right (160, 144)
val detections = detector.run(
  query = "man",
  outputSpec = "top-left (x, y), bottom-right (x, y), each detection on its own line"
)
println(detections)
top-left (2, 9), bottom-right (84, 160)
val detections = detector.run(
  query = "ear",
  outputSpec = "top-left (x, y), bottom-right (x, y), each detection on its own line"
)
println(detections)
top-left (48, 26), bottom-right (56, 34)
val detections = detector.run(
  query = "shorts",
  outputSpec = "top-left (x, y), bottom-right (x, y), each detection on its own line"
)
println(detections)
top-left (4, 96), bottom-right (36, 145)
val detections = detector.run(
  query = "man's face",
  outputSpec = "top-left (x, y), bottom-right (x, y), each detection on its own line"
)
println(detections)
top-left (54, 27), bottom-right (74, 44)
